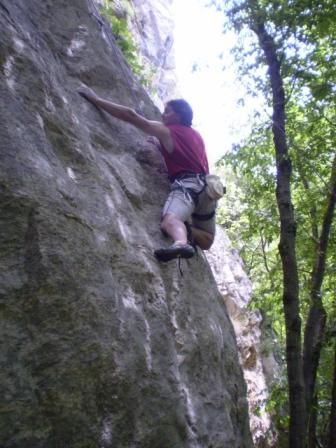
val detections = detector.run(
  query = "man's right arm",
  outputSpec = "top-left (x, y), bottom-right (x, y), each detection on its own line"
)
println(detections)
top-left (78, 87), bottom-right (174, 153)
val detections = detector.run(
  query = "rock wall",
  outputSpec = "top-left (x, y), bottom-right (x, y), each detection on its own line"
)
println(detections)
top-left (128, 0), bottom-right (178, 107)
top-left (95, 1), bottom-right (281, 445)
top-left (0, 1), bottom-right (253, 447)
top-left (97, 0), bottom-right (178, 109)
top-left (207, 227), bottom-right (279, 447)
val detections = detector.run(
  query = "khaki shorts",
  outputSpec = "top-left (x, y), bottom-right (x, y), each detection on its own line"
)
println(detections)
top-left (162, 174), bottom-right (217, 235)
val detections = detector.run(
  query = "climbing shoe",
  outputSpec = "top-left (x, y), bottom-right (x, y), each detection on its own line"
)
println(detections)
top-left (154, 242), bottom-right (195, 262)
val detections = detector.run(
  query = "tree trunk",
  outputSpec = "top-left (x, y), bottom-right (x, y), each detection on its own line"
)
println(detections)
top-left (328, 346), bottom-right (336, 448)
top-left (307, 395), bottom-right (318, 448)
top-left (250, 12), bottom-right (307, 448)
top-left (304, 152), bottom-right (336, 447)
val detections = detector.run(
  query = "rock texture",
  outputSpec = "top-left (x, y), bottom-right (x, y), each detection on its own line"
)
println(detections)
top-left (207, 227), bottom-right (279, 447)
top-left (0, 1), bottom-right (252, 447)
top-left (128, 0), bottom-right (178, 107)
top-left (98, 0), bottom-right (178, 108)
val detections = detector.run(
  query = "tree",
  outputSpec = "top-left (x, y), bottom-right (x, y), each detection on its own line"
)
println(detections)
top-left (215, 1), bottom-right (336, 446)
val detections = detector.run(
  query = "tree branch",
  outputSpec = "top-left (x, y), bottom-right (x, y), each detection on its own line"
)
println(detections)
top-left (303, 150), bottom-right (336, 440)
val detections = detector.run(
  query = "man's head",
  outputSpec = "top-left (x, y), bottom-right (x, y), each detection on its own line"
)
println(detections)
top-left (162, 99), bottom-right (193, 127)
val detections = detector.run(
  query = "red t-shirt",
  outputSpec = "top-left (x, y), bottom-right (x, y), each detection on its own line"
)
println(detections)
top-left (160, 124), bottom-right (209, 178)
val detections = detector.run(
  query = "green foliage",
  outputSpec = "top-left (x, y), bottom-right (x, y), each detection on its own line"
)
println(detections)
top-left (215, 0), bottom-right (336, 443)
top-left (315, 335), bottom-right (336, 446)
top-left (266, 380), bottom-right (289, 433)
top-left (100, 2), bottom-right (156, 89)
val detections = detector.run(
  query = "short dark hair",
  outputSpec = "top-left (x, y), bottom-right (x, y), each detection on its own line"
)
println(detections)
top-left (167, 99), bottom-right (193, 127)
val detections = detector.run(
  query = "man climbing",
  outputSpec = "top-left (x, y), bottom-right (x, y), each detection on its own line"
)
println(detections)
top-left (78, 87), bottom-right (217, 262)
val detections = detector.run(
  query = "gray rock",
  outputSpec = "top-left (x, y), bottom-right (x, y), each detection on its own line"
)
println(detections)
top-left (100, 0), bottom-right (178, 108)
top-left (0, 1), bottom-right (252, 447)
top-left (128, 0), bottom-right (178, 107)
top-left (207, 227), bottom-right (279, 447)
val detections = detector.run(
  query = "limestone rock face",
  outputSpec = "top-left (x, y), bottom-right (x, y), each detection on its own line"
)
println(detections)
top-left (98, 0), bottom-right (178, 108)
top-left (127, 0), bottom-right (178, 108)
top-left (207, 227), bottom-right (279, 447)
top-left (129, 0), bottom-right (178, 106)
top-left (0, 1), bottom-right (252, 447)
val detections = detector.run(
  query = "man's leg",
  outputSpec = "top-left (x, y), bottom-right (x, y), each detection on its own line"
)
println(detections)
top-left (159, 195), bottom-right (215, 251)
top-left (191, 226), bottom-right (214, 250)
top-left (190, 188), bottom-right (217, 251)
top-left (155, 213), bottom-right (195, 262)
top-left (160, 213), bottom-right (188, 244)
top-left (155, 183), bottom-right (198, 262)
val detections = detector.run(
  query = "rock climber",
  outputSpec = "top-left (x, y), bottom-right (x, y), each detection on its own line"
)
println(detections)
top-left (78, 86), bottom-right (218, 262)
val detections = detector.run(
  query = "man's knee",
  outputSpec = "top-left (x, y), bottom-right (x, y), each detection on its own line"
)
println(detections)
top-left (192, 227), bottom-right (214, 250)
top-left (161, 213), bottom-right (179, 231)
top-left (198, 235), bottom-right (214, 250)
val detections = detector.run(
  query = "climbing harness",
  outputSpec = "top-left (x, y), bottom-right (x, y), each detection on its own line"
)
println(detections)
top-left (192, 210), bottom-right (216, 221)
top-left (171, 172), bottom-right (218, 222)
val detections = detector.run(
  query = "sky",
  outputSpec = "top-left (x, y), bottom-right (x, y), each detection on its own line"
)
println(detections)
top-left (172, 0), bottom-right (256, 167)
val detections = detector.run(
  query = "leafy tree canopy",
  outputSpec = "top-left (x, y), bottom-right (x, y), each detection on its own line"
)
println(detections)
top-left (213, 1), bottom-right (336, 445)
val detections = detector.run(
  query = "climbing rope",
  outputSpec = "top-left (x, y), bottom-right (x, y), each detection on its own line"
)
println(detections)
top-left (86, 0), bottom-right (143, 112)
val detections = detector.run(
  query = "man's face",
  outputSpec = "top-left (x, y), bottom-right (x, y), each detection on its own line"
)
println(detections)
top-left (162, 104), bottom-right (180, 126)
